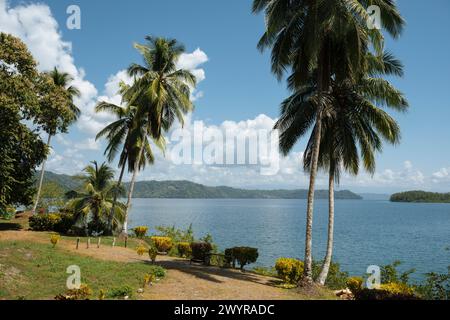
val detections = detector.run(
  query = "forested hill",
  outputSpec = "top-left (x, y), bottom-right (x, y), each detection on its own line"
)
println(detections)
top-left (37, 171), bottom-right (363, 200)
top-left (390, 191), bottom-right (450, 203)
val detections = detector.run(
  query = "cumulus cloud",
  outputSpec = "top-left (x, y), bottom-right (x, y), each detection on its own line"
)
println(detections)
top-left (432, 167), bottom-right (450, 182)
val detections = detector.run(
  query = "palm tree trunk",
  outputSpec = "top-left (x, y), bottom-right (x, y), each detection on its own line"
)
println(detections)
top-left (301, 40), bottom-right (330, 286)
top-left (122, 142), bottom-right (145, 236)
top-left (32, 134), bottom-right (52, 214)
top-left (317, 167), bottom-right (335, 285)
top-left (302, 115), bottom-right (322, 285)
top-left (108, 162), bottom-right (126, 234)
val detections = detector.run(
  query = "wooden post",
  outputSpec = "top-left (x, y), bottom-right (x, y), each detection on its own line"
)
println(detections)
top-left (97, 237), bottom-right (101, 248)
top-left (124, 236), bottom-right (128, 248)
top-left (87, 237), bottom-right (90, 249)
top-left (76, 238), bottom-right (80, 250)
top-left (112, 237), bottom-right (116, 247)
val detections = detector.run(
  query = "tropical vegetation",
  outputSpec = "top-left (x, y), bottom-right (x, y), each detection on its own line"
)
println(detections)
top-left (390, 191), bottom-right (450, 203)
top-left (253, 0), bottom-right (406, 285)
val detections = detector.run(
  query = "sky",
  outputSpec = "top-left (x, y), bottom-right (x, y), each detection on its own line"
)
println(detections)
top-left (1, 0), bottom-right (450, 193)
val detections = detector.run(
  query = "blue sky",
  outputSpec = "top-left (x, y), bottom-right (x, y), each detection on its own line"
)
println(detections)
top-left (1, 0), bottom-right (450, 192)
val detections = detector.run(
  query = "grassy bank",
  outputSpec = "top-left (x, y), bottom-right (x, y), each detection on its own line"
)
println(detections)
top-left (0, 239), bottom-right (164, 300)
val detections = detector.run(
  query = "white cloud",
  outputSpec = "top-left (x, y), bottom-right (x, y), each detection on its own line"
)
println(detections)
top-left (177, 48), bottom-right (208, 82)
top-left (74, 138), bottom-right (100, 151)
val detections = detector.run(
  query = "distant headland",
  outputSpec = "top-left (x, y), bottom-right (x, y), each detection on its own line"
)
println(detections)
top-left (390, 191), bottom-right (450, 203)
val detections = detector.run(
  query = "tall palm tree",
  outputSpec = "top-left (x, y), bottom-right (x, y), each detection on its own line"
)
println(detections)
top-left (95, 91), bottom-right (165, 234)
top-left (276, 52), bottom-right (408, 285)
top-left (119, 36), bottom-right (197, 235)
top-left (254, 0), bottom-right (405, 284)
top-left (33, 67), bottom-right (81, 214)
top-left (67, 161), bottom-right (126, 235)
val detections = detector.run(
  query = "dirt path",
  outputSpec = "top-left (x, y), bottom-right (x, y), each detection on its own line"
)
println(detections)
top-left (0, 230), bottom-right (323, 300)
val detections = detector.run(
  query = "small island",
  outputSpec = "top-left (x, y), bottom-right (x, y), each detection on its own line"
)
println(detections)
top-left (390, 191), bottom-right (450, 203)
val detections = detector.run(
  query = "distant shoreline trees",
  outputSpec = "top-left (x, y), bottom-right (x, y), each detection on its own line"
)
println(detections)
top-left (390, 191), bottom-right (450, 203)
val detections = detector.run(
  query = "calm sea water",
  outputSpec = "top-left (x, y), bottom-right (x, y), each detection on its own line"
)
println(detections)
top-left (128, 199), bottom-right (450, 280)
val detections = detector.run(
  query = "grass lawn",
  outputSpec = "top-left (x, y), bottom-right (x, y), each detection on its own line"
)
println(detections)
top-left (0, 239), bottom-right (165, 300)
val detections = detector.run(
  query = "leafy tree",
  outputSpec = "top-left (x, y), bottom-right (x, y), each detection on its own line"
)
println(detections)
top-left (66, 161), bottom-right (126, 235)
top-left (0, 33), bottom-right (47, 210)
top-left (254, 0), bottom-right (405, 284)
top-left (33, 68), bottom-right (80, 214)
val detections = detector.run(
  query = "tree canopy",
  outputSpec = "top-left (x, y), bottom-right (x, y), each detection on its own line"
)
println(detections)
top-left (0, 33), bottom-right (73, 210)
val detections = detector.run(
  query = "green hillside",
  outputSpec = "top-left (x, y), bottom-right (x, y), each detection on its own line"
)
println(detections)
top-left (37, 171), bottom-right (362, 200)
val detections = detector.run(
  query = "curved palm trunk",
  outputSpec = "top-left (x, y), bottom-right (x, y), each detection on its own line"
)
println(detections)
top-left (317, 167), bottom-right (335, 285)
top-left (107, 162), bottom-right (126, 234)
top-left (301, 41), bottom-right (331, 286)
top-left (122, 141), bottom-right (145, 236)
top-left (302, 115), bottom-right (322, 284)
top-left (32, 134), bottom-right (52, 214)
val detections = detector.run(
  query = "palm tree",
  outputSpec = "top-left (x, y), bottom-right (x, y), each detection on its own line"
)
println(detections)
top-left (254, 0), bottom-right (405, 284)
top-left (119, 36), bottom-right (197, 235)
top-left (67, 161), bottom-right (126, 235)
top-left (276, 52), bottom-right (408, 285)
top-left (33, 67), bottom-right (81, 214)
top-left (95, 90), bottom-right (165, 234)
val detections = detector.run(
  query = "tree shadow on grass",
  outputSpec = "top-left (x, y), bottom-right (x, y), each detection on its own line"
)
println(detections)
top-left (0, 222), bottom-right (22, 231)
top-left (143, 258), bottom-right (284, 287)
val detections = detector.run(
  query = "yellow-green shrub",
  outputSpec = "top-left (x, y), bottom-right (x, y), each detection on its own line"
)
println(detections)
top-left (177, 242), bottom-right (192, 258)
top-left (50, 234), bottom-right (60, 248)
top-left (151, 236), bottom-right (173, 253)
top-left (136, 245), bottom-right (148, 256)
top-left (148, 246), bottom-right (158, 263)
top-left (55, 284), bottom-right (92, 300)
top-left (133, 226), bottom-right (148, 239)
top-left (347, 277), bottom-right (364, 294)
top-left (275, 258), bottom-right (304, 284)
top-left (380, 282), bottom-right (415, 296)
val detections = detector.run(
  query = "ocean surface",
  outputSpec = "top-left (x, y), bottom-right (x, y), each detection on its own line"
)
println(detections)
top-left (128, 199), bottom-right (450, 281)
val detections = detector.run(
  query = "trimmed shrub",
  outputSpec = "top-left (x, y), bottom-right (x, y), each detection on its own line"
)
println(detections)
top-left (151, 236), bottom-right (173, 253)
top-left (225, 247), bottom-right (258, 270)
top-left (191, 242), bottom-right (213, 261)
top-left (148, 246), bottom-right (158, 263)
top-left (29, 212), bottom-right (74, 233)
top-left (275, 258), bottom-right (304, 284)
top-left (29, 213), bottom-right (61, 231)
top-left (177, 242), bottom-right (192, 258)
top-left (54, 213), bottom-right (74, 234)
top-left (133, 226), bottom-right (148, 239)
